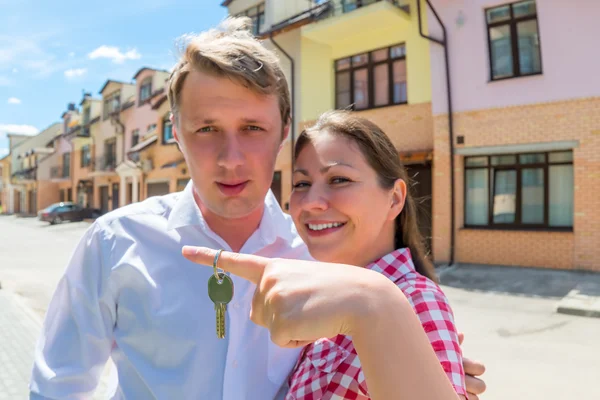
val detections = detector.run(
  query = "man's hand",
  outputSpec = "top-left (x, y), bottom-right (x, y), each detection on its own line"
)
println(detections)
top-left (459, 333), bottom-right (487, 399)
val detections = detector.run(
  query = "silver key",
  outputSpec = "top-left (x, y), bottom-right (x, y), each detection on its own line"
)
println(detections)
top-left (208, 273), bottom-right (234, 339)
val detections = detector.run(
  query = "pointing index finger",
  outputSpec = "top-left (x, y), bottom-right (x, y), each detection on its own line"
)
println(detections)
top-left (182, 246), bottom-right (267, 284)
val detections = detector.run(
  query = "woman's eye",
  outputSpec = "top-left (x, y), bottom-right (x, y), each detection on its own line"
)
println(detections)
top-left (331, 177), bottom-right (351, 184)
top-left (292, 181), bottom-right (310, 189)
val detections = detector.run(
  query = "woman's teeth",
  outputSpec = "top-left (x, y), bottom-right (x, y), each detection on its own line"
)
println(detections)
top-left (308, 222), bottom-right (344, 231)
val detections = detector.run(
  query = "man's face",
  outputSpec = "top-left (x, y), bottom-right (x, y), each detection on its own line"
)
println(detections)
top-left (174, 69), bottom-right (287, 220)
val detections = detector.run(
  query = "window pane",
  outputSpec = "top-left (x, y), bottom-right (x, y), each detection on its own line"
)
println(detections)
top-left (336, 71), bottom-right (351, 108)
top-left (258, 13), bottom-right (265, 34)
top-left (549, 165), bottom-right (574, 227)
top-left (353, 68), bottom-right (369, 110)
top-left (372, 48), bottom-right (388, 62)
top-left (517, 20), bottom-right (542, 75)
top-left (493, 170), bottom-right (517, 223)
top-left (393, 60), bottom-right (407, 103)
top-left (521, 168), bottom-right (544, 224)
top-left (548, 151), bottom-right (573, 163)
top-left (519, 153), bottom-right (545, 164)
top-left (489, 25), bottom-right (514, 79)
top-left (336, 58), bottom-right (351, 71)
top-left (374, 64), bottom-right (389, 106)
top-left (486, 5), bottom-right (510, 23)
top-left (491, 155), bottom-right (516, 165)
top-left (352, 54), bottom-right (368, 67)
top-left (163, 120), bottom-right (173, 142)
top-left (390, 45), bottom-right (405, 59)
top-left (466, 156), bottom-right (488, 167)
top-left (465, 169), bottom-right (489, 225)
top-left (513, 0), bottom-right (536, 18)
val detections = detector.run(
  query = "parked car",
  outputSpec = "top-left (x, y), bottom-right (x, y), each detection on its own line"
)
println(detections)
top-left (38, 202), bottom-right (102, 224)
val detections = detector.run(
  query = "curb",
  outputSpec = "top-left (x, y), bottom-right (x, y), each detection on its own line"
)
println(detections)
top-left (556, 305), bottom-right (600, 319)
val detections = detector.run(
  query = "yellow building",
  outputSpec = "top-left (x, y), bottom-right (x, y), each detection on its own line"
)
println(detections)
top-left (0, 154), bottom-right (11, 214)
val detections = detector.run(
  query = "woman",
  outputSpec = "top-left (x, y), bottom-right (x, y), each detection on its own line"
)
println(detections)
top-left (183, 111), bottom-right (469, 399)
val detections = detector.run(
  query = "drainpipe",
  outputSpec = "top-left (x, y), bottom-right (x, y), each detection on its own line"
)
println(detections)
top-left (417, 0), bottom-right (456, 266)
top-left (269, 32), bottom-right (295, 197)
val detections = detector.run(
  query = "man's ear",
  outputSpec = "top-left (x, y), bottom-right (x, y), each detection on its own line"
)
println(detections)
top-left (279, 121), bottom-right (291, 152)
top-left (170, 113), bottom-right (183, 152)
top-left (388, 178), bottom-right (407, 221)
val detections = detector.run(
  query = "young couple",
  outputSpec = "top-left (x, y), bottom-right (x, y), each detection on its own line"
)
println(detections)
top-left (29, 17), bottom-right (486, 400)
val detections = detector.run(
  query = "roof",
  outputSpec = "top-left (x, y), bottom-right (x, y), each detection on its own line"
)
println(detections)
top-left (132, 67), bottom-right (170, 80)
top-left (221, 0), bottom-right (233, 6)
top-left (98, 79), bottom-right (128, 95)
top-left (258, 2), bottom-right (332, 39)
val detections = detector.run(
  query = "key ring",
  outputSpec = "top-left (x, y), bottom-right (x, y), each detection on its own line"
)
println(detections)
top-left (213, 249), bottom-right (224, 283)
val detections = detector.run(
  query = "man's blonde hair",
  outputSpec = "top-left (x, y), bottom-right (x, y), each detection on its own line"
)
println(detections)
top-left (168, 17), bottom-right (291, 127)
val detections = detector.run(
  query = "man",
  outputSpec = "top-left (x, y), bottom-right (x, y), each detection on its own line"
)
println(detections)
top-left (29, 17), bottom-right (486, 399)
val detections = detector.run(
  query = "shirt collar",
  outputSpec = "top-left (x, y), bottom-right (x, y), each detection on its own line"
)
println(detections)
top-left (366, 248), bottom-right (416, 283)
top-left (166, 180), bottom-right (296, 245)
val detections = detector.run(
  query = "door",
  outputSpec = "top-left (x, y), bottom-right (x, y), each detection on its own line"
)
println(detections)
top-left (146, 182), bottom-right (170, 198)
top-left (100, 186), bottom-right (109, 214)
top-left (271, 171), bottom-right (282, 207)
top-left (404, 164), bottom-right (433, 256)
top-left (111, 183), bottom-right (119, 210)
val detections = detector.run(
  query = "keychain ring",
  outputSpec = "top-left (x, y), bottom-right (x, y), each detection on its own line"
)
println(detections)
top-left (213, 249), bottom-right (224, 281)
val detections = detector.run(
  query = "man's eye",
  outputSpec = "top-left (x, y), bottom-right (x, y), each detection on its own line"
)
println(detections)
top-left (197, 126), bottom-right (214, 133)
top-left (245, 125), bottom-right (263, 131)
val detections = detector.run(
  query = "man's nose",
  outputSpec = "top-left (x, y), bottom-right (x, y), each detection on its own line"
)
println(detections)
top-left (217, 135), bottom-right (244, 169)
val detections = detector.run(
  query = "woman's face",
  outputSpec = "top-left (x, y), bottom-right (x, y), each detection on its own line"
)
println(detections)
top-left (289, 130), bottom-right (406, 267)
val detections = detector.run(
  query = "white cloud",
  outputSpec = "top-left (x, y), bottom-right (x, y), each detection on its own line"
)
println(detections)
top-left (0, 76), bottom-right (12, 86)
top-left (88, 45), bottom-right (141, 64)
top-left (12, 68), bottom-right (18, 73)
top-left (0, 124), bottom-right (39, 136)
top-left (7, 97), bottom-right (21, 104)
top-left (0, 147), bottom-right (9, 159)
top-left (64, 68), bottom-right (87, 79)
top-left (68, 51), bottom-right (75, 57)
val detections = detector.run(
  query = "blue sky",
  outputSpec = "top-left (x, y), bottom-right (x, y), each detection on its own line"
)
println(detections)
top-left (0, 0), bottom-right (227, 158)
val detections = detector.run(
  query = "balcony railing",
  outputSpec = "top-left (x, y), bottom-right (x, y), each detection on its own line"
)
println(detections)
top-left (50, 166), bottom-right (69, 179)
top-left (322, 0), bottom-right (408, 17)
top-left (12, 167), bottom-right (36, 181)
top-left (94, 155), bottom-right (117, 172)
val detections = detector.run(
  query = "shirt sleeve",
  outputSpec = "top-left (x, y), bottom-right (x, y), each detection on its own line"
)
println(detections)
top-left (29, 220), bottom-right (117, 399)
top-left (406, 285), bottom-right (467, 397)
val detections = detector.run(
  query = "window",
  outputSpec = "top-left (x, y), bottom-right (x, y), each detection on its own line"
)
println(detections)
top-left (162, 115), bottom-right (174, 143)
top-left (131, 129), bottom-right (140, 148)
top-left (104, 139), bottom-right (117, 170)
top-left (81, 145), bottom-right (91, 168)
top-left (236, 3), bottom-right (265, 36)
top-left (62, 153), bottom-right (71, 178)
top-left (83, 107), bottom-right (91, 124)
top-left (486, 1), bottom-right (542, 80)
top-left (147, 124), bottom-right (157, 135)
top-left (464, 151), bottom-right (573, 229)
top-left (139, 78), bottom-right (152, 104)
top-left (335, 44), bottom-right (407, 110)
top-left (103, 91), bottom-right (121, 119)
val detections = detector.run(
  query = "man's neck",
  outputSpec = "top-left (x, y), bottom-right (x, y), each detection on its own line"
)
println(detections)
top-left (194, 191), bottom-right (264, 253)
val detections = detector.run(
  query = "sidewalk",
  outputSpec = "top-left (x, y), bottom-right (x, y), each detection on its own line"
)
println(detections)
top-left (0, 290), bottom-right (114, 399)
top-left (438, 263), bottom-right (600, 319)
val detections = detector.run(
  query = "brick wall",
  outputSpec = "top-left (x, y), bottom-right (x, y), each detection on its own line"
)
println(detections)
top-left (433, 97), bottom-right (600, 271)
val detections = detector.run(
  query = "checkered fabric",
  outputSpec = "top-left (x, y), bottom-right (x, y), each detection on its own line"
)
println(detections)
top-left (285, 248), bottom-right (467, 400)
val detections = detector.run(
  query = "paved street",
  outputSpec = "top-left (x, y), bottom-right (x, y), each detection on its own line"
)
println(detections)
top-left (1, 215), bottom-right (599, 399)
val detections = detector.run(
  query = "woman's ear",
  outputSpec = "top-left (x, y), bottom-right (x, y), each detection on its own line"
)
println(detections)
top-left (388, 178), bottom-right (407, 221)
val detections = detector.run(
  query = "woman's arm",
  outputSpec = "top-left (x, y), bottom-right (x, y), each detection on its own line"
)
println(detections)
top-left (350, 275), bottom-right (461, 400)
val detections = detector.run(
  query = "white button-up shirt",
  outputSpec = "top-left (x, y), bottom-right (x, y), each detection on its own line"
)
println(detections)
top-left (29, 182), bottom-right (310, 400)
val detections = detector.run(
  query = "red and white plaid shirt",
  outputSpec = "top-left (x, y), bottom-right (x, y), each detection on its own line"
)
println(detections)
top-left (285, 248), bottom-right (467, 400)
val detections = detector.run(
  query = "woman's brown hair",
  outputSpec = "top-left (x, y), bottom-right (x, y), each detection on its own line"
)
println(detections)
top-left (294, 110), bottom-right (437, 283)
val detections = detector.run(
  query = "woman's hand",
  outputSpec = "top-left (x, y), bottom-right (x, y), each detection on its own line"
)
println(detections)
top-left (183, 246), bottom-right (461, 400)
top-left (182, 246), bottom-right (394, 347)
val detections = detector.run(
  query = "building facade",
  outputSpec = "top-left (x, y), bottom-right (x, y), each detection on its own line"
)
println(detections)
top-left (427, 0), bottom-right (600, 271)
